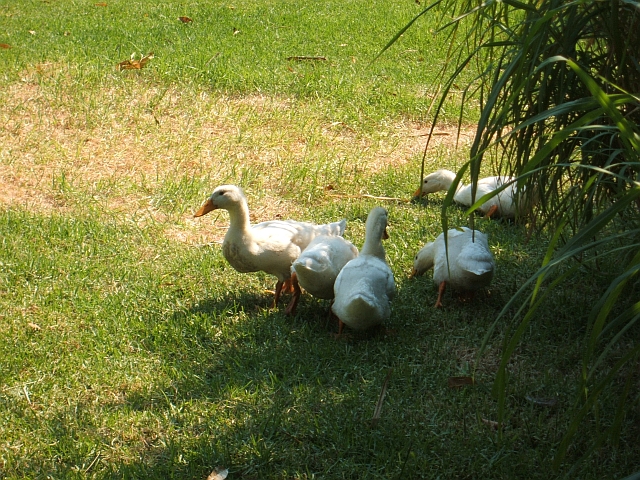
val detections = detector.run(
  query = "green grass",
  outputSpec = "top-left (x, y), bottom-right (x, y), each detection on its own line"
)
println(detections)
top-left (3, 200), bottom-right (637, 478)
top-left (1, 1), bottom-right (639, 479)
top-left (0, 0), bottom-right (475, 125)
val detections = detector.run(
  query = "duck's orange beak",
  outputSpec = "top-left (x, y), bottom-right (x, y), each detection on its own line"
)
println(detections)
top-left (413, 188), bottom-right (424, 197)
top-left (193, 198), bottom-right (217, 217)
top-left (409, 268), bottom-right (418, 278)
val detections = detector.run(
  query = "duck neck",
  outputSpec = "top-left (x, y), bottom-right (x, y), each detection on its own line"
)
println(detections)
top-left (443, 171), bottom-right (466, 194)
top-left (225, 200), bottom-right (252, 235)
top-left (361, 231), bottom-right (386, 260)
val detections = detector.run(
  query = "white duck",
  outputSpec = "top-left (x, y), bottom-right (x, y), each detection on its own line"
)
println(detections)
top-left (194, 185), bottom-right (346, 310)
top-left (414, 169), bottom-right (522, 219)
top-left (411, 227), bottom-right (495, 308)
top-left (331, 207), bottom-right (395, 333)
top-left (288, 235), bottom-right (359, 314)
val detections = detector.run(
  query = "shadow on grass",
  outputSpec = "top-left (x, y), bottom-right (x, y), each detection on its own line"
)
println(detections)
top-left (103, 289), bottom-right (425, 478)
top-left (98, 278), bottom-right (518, 478)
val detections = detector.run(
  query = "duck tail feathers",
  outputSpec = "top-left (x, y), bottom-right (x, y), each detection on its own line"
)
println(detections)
top-left (344, 295), bottom-right (377, 318)
top-left (343, 278), bottom-right (377, 311)
top-left (322, 218), bottom-right (347, 236)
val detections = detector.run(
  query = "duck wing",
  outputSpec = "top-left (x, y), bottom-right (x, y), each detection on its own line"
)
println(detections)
top-left (293, 236), bottom-right (358, 299)
top-left (251, 218), bottom-right (346, 250)
top-left (457, 238), bottom-right (494, 276)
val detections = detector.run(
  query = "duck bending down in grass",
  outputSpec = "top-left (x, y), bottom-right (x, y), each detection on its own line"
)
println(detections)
top-left (411, 227), bottom-right (495, 308)
top-left (194, 185), bottom-right (346, 312)
top-left (331, 207), bottom-right (395, 333)
top-left (414, 169), bottom-right (526, 219)
top-left (287, 235), bottom-right (359, 315)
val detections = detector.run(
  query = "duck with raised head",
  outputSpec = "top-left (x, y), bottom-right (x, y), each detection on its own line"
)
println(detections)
top-left (331, 207), bottom-right (395, 333)
top-left (414, 169), bottom-right (524, 219)
top-left (411, 227), bottom-right (495, 308)
top-left (194, 185), bottom-right (346, 311)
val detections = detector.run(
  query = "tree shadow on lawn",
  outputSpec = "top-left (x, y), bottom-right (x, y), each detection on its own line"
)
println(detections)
top-left (108, 290), bottom-right (424, 478)
top-left (23, 276), bottom-right (636, 480)
top-left (13, 253), bottom-right (550, 478)
top-left (102, 277), bottom-right (528, 478)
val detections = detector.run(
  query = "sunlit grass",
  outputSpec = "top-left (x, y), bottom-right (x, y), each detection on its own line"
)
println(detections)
top-left (0, 0), bottom-right (474, 125)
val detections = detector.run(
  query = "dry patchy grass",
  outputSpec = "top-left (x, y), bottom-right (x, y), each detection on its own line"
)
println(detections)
top-left (0, 74), bottom-right (474, 245)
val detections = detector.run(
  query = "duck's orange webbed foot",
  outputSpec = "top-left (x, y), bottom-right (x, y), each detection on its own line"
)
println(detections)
top-left (272, 280), bottom-right (284, 308)
top-left (483, 205), bottom-right (499, 219)
top-left (434, 281), bottom-right (447, 308)
top-left (283, 274), bottom-right (301, 316)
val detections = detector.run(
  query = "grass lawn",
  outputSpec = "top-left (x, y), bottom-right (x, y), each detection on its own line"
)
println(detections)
top-left (1, 1), bottom-right (639, 478)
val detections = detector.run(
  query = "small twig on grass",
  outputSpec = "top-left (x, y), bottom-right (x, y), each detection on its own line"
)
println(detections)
top-left (371, 368), bottom-right (393, 426)
top-left (409, 131), bottom-right (453, 138)
top-left (193, 241), bottom-right (223, 248)
top-left (204, 52), bottom-right (221, 67)
top-left (286, 56), bottom-right (327, 61)
top-left (22, 385), bottom-right (32, 405)
top-left (328, 193), bottom-right (410, 203)
top-left (84, 452), bottom-right (102, 473)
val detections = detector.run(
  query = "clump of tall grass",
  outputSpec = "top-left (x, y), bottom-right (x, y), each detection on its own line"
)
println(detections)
top-left (391, 0), bottom-right (640, 471)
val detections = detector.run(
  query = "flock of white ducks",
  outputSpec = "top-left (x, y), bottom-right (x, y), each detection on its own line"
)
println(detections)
top-left (194, 173), bottom-right (515, 332)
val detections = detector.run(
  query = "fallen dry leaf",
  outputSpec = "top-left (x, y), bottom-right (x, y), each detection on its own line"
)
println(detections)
top-left (27, 322), bottom-right (41, 331)
top-left (179, 16), bottom-right (192, 23)
top-left (117, 52), bottom-right (154, 71)
top-left (29, 30), bottom-right (36, 35)
top-left (481, 418), bottom-right (499, 429)
top-left (206, 467), bottom-right (229, 480)
top-left (525, 394), bottom-right (558, 408)
top-left (233, 27), bottom-right (240, 35)
top-left (0, 43), bottom-right (11, 49)
top-left (95, 2), bottom-right (107, 6)
top-left (448, 376), bottom-right (475, 388)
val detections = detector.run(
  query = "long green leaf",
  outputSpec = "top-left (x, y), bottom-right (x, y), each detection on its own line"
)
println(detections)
top-left (372, 0), bottom-right (443, 63)
top-left (554, 344), bottom-right (640, 468)
top-left (562, 57), bottom-right (640, 152)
